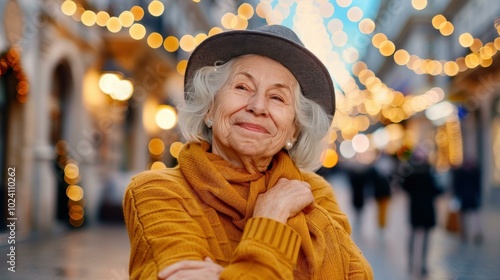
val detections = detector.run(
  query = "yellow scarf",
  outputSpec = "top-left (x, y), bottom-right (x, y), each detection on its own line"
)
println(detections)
top-left (179, 142), bottom-right (349, 279)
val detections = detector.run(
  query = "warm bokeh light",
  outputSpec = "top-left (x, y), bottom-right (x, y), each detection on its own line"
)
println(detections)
top-left (177, 60), bottom-right (188, 75)
top-left (170, 142), bottom-right (184, 158)
top-left (129, 23), bottom-right (146, 40)
top-left (96, 11), bottom-right (110, 27)
top-left (151, 161), bottom-right (167, 170)
top-left (119, 11), bottom-right (135, 27)
top-left (394, 49), bottom-right (410, 65)
top-left (238, 3), bottom-right (254, 19)
top-left (231, 15), bottom-right (249, 30)
top-left (352, 133), bottom-right (370, 153)
top-left (372, 33), bottom-right (387, 48)
top-left (439, 21), bottom-right (454, 36)
top-left (208, 27), bottom-right (224, 37)
top-left (319, 2), bottom-right (335, 18)
top-left (495, 38), bottom-right (500, 50)
top-left (106, 17), bottom-right (122, 33)
top-left (425, 101), bottom-right (456, 125)
top-left (221, 12), bottom-right (236, 29)
top-left (372, 127), bottom-right (390, 149)
top-left (110, 79), bottom-right (134, 101)
top-left (342, 48), bottom-right (359, 63)
top-left (322, 149), bottom-right (339, 168)
top-left (156, 105), bottom-right (178, 130)
top-left (347, 7), bottom-right (363, 22)
top-left (148, 0), bottom-right (164, 17)
top-left (470, 38), bottom-right (483, 53)
top-left (336, 0), bottom-right (352, 8)
top-left (143, 98), bottom-right (160, 134)
top-left (147, 32), bottom-right (163, 49)
top-left (64, 163), bottom-right (79, 180)
top-left (148, 138), bottom-right (165, 156)
top-left (61, 0), bottom-right (77, 16)
top-left (80, 10), bottom-right (96, 26)
top-left (432, 14), bottom-right (446, 29)
top-left (339, 141), bottom-right (356, 159)
top-left (130, 6), bottom-right (145, 21)
top-left (359, 18), bottom-right (375, 34)
top-left (332, 31), bottom-right (348, 47)
top-left (99, 73), bottom-right (121, 94)
top-left (459, 32), bottom-right (474, 47)
top-left (379, 40), bottom-right (396, 56)
top-left (412, 0), bottom-right (427, 10)
top-left (164, 36), bottom-right (180, 52)
top-left (444, 61), bottom-right (459, 76)
top-left (179, 34), bottom-right (196, 52)
top-left (194, 33), bottom-right (208, 46)
top-left (256, 1), bottom-right (272, 19)
top-left (66, 185), bottom-right (84, 201)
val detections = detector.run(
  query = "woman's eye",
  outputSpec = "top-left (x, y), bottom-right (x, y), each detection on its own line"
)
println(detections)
top-left (271, 95), bottom-right (285, 102)
top-left (235, 84), bottom-right (248, 90)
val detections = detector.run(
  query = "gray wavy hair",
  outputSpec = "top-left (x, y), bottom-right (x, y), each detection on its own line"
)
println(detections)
top-left (177, 55), bottom-right (332, 171)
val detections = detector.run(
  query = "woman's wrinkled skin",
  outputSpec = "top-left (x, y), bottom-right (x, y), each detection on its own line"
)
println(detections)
top-left (205, 55), bottom-right (299, 174)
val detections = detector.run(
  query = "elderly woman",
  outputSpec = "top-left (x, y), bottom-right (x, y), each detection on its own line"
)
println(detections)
top-left (123, 25), bottom-right (372, 280)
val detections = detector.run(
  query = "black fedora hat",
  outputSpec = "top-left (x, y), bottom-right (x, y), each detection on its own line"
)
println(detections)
top-left (184, 25), bottom-right (336, 116)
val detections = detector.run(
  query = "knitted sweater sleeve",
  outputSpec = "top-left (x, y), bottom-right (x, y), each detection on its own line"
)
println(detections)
top-left (304, 172), bottom-right (374, 279)
top-left (123, 173), bottom-right (212, 280)
top-left (302, 172), bottom-right (351, 234)
top-left (219, 217), bottom-right (301, 279)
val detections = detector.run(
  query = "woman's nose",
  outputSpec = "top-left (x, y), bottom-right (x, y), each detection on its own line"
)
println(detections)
top-left (246, 93), bottom-right (268, 115)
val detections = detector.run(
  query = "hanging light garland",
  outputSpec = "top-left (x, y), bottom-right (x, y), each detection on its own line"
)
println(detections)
top-left (367, 1), bottom-right (500, 77)
top-left (58, 0), bottom-right (446, 126)
top-left (58, 0), bottom-right (470, 166)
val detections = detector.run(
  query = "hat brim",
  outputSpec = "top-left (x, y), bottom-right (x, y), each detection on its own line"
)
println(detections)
top-left (184, 29), bottom-right (336, 115)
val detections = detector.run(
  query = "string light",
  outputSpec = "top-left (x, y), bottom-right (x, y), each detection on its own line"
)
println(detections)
top-left (58, 0), bottom-right (480, 167)
top-left (0, 47), bottom-right (29, 103)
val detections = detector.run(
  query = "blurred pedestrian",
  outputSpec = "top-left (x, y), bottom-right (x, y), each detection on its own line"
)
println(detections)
top-left (346, 164), bottom-right (370, 228)
top-left (401, 152), bottom-right (443, 276)
top-left (371, 153), bottom-right (394, 230)
top-left (451, 160), bottom-right (483, 244)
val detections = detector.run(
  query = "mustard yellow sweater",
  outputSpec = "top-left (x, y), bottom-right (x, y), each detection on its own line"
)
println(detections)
top-left (123, 142), bottom-right (372, 279)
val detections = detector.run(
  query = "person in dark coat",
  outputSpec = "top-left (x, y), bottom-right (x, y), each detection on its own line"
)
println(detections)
top-left (346, 165), bottom-right (369, 227)
top-left (372, 166), bottom-right (392, 229)
top-left (451, 161), bottom-right (483, 243)
top-left (401, 160), bottom-right (442, 276)
top-left (371, 153), bottom-right (395, 230)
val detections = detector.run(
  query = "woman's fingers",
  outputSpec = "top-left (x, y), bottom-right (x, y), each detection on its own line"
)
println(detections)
top-left (254, 178), bottom-right (314, 222)
top-left (158, 258), bottom-right (223, 280)
top-left (158, 260), bottom-right (207, 279)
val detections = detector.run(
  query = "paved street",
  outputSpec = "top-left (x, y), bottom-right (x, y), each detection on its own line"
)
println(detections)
top-left (1, 173), bottom-right (500, 279)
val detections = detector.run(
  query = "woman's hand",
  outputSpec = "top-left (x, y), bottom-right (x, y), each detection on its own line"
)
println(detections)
top-left (158, 257), bottom-right (223, 280)
top-left (253, 178), bottom-right (315, 224)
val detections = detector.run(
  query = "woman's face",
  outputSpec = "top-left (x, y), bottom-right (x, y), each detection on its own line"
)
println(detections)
top-left (206, 55), bottom-right (298, 165)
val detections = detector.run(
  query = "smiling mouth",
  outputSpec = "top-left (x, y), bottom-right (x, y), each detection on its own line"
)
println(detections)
top-left (236, 122), bottom-right (269, 133)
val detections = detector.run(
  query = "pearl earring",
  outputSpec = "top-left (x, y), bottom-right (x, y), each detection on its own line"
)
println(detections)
top-left (285, 140), bottom-right (294, 150)
top-left (206, 120), bottom-right (213, 128)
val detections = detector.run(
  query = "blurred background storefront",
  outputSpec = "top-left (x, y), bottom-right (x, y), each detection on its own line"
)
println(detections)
top-left (0, 0), bottom-right (499, 244)
top-left (363, 0), bottom-right (500, 202)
